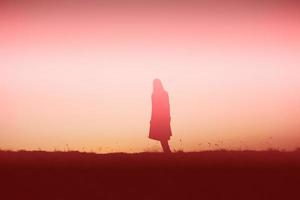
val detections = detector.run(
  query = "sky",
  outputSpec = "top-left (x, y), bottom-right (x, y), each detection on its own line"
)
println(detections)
top-left (1, 0), bottom-right (300, 152)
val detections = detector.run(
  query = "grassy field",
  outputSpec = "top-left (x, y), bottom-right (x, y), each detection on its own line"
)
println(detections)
top-left (1, 150), bottom-right (300, 200)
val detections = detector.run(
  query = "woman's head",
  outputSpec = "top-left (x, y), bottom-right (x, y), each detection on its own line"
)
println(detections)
top-left (153, 79), bottom-right (164, 93)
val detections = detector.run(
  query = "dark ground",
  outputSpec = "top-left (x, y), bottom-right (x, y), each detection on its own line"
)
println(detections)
top-left (1, 150), bottom-right (300, 200)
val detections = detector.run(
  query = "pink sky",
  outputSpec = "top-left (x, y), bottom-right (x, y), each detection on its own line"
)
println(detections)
top-left (1, 1), bottom-right (300, 152)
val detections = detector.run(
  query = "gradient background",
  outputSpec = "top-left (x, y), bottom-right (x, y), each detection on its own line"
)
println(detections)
top-left (1, 0), bottom-right (300, 153)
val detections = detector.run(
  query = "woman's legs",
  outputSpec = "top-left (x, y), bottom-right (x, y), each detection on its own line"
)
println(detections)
top-left (160, 140), bottom-right (171, 153)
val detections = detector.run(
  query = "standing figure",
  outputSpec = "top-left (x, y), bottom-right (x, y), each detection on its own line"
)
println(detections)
top-left (149, 79), bottom-right (172, 153)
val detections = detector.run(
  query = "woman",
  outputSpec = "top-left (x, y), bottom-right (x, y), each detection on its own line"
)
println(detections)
top-left (149, 79), bottom-right (172, 153)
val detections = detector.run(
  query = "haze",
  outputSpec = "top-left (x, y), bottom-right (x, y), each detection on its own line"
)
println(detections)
top-left (1, 1), bottom-right (300, 152)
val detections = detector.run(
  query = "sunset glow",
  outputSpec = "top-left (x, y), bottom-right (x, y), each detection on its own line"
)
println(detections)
top-left (1, 1), bottom-right (300, 152)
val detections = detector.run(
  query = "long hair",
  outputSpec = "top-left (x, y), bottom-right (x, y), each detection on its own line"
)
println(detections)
top-left (153, 79), bottom-right (165, 94)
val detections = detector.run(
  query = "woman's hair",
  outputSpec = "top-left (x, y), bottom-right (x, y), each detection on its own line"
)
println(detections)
top-left (153, 79), bottom-right (165, 93)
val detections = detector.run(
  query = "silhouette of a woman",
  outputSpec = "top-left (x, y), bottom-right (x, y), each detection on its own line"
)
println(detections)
top-left (149, 79), bottom-right (172, 153)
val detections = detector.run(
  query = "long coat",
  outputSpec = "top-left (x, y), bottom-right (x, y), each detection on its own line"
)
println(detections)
top-left (149, 91), bottom-right (172, 141)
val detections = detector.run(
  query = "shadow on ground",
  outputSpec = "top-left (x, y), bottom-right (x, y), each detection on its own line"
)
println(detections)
top-left (1, 150), bottom-right (300, 200)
